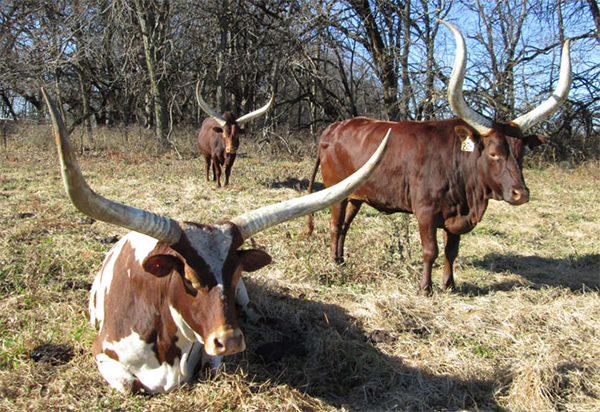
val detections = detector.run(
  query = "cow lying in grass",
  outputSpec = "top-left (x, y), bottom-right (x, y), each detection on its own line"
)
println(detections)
top-left (43, 87), bottom-right (390, 394)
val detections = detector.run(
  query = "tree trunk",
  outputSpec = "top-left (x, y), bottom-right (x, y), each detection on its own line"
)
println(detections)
top-left (399, 0), bottom-right (412, 121)
top-left (588, 0), bottom-right (600, 44)
top-left (135, 0), bottom-right (169, 148)
top-left (419, 1), bottom-right (437, 120)
top-left (217, 0), bottom-right (229, 113)
top-left (347, 0), bottom-right (400, 120)
top-left (75, 67), bottom-right (93, 144)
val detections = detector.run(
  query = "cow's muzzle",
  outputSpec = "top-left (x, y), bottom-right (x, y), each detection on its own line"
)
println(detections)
top-left (204, 327), bottom-right (245, 356)
top-left (506, 187), bottom-right (529, 205)
top-left (225, 146), bottom-right (237, 154)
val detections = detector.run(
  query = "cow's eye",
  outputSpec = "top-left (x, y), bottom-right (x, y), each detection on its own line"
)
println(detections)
top-left (489, 152), bottom-right (500, 160)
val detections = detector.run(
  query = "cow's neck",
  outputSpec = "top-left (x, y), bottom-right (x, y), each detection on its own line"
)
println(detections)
top-left (446, 144), bottom-right (489, 234)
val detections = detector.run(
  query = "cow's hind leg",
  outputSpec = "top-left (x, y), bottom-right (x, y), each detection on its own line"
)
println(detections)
top-left (204, 155), bottom-right (212, 181)
top-left (330, 201), bottom-right (348, 263)
top-left (330, 199), bottom-right (362, 264)
top-left (95, 354), bottom-right (147, 394)
top-left (416, 214), bottom-right (438, 296)
top-left (337, 199), bottom-right (362, 262)
top-left (442, 230), bottom-right (460, 291)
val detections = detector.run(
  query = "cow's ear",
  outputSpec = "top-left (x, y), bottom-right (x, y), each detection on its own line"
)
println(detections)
top-left (454, 125), bottom-right (474, 142)
top-left (523, 134), bottom-right (545, 150)
top-left (238, 249), bottom-right (272, 272)
top-left (142, 254), bottom-right (183, 277)
top-left (238, 128), bottom-right (246, 135)
top-left (213, 126), bottom-right (223, 134)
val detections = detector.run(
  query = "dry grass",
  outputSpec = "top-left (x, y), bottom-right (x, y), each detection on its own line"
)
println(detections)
top-left (0, 126), bottom-right (599, 411)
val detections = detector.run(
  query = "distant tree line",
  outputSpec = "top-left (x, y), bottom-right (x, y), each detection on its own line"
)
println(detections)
top-left (1, 0), bottom-right (598, 161)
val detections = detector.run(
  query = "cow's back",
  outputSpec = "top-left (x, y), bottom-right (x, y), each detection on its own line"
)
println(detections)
top-left (319, 117), bottom-right (462, 215)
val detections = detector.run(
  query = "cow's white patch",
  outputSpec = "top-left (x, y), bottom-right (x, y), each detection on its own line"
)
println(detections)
top-left (95, 353), bottom-right (139, 394)
top-left (101, 329), bottom-right (198, 394)
top-left (129, 232), bottom-right (160, 264)
top-left (169, 304), bottom-right (204, 344)
top-left (235, 278), bottom-right (250, 308)
top-left (89, 240), bottom-right (126, 328)
top-left (235, 278), bottom-right (259, 321)
top-left (89, 232), bottom-right (159, 330)
top-left (184, 224), bottom-right (233, 285)
top-left (182, 339), bottom-right (204, 378)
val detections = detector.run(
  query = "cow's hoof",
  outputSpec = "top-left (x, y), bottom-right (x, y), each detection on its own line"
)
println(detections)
top-left (419, 287), bottom-right (432, 297)
top-left (442, 282), bottom-right (456, 291)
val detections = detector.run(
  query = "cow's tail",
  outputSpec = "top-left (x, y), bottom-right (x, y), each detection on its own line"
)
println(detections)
top-left (303, 149), bottom-right (321, 237)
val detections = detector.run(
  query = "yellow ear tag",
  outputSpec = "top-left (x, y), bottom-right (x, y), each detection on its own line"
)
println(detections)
top-left (461, 137), bottom-right (475, 152)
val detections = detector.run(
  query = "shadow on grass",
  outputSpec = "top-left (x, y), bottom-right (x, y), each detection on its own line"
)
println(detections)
top-left (236, 282), bottom-right (507, 411)
top-left (467, 252), bottom-right (600, 293)
top-left (264, 178), bottom-right (325, 192)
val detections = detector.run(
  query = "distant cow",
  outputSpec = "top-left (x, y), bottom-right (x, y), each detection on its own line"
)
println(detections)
top-left (305, 20), bottom-right (572, 296)
top-left (43, 87), bottom-right (389, 394)
top-left (197, 83), bottom-right (273, 187)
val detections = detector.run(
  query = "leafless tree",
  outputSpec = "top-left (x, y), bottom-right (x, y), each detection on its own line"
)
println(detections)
top-left (0, 0), bottom-right (597, 160)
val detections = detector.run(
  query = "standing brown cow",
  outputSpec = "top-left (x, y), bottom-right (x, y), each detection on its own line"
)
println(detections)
top-left (305, 20), bottom-right (572, 295)
top-left (197, 83), bottom-right (273, 187)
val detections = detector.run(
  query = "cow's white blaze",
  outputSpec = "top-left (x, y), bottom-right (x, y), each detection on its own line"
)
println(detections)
top-left (184, 224), bottom-right (233, 286)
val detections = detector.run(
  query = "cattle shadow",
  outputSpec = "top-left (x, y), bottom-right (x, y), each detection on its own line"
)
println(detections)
top-left (463, 252), bottom-right (600, 295)
top-left (232, 281), bottom-right (507, 411)
top-left (264, 178), bottom-right (325, 192)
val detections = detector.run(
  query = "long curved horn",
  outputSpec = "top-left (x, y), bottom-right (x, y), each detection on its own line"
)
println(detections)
top-left (235, 94), bottom-right (274, 125)
top-left (196, 81), bottom-right (227, 127)
top-left (440, 19), bottom-right (493, 135)
top-left (513, 40), bottom-right (572, 131)
top-left (231, 129), bottom-right (391, 240)
top-left (42, 88), bottom-right (182, 245)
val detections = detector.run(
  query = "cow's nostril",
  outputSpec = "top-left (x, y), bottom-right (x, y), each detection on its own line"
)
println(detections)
top-left (213, 337), bottom-right (225, 350)
top-left (508, 188), bottom-right (529, 204)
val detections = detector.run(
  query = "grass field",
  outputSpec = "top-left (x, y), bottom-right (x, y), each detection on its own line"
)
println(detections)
top-left (0, 125), bottom-right (599, 411)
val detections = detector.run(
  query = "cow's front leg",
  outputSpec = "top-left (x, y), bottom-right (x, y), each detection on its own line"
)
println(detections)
top-left (213, 159), bottom-right (223, 187)
top-left (224, 154), bottom-right (236, 186)
top-left (95, 354), bottom-right (147, 395)
top-left (417, 215), bottom-right (438, 296)
top-left (442, 230), bottom-right (460, 290)
top-left (201, 352), bottom-right (223, 377)
top-left (235, 277), bottom-right (260, 322)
